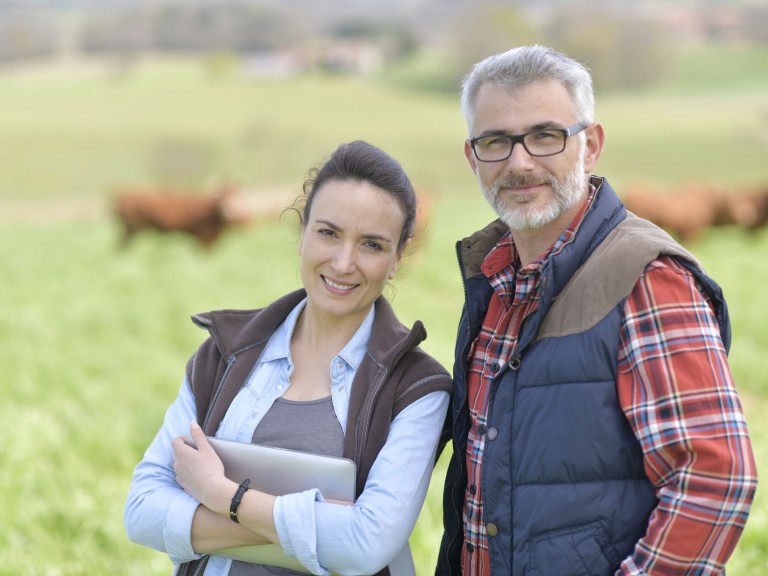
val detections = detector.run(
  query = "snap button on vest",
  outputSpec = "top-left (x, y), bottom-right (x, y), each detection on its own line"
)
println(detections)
top-left (477, 423), bottom-right (486, 435)
top-left (486, 427), bottom-right (498, 440)
top-left (486, 523), bottom-right (498, 536)
top-left (509, 356), bottom-right (521, 370)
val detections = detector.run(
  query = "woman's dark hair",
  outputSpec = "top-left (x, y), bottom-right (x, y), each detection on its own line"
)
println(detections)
top-left (292, 140), bottom-right (417, 256)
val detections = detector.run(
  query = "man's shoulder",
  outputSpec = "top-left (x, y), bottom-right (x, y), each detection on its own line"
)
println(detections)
top-left (601, 214), bottom-right (698, 270)
top-left (538, 214), bottom-right (700, 339)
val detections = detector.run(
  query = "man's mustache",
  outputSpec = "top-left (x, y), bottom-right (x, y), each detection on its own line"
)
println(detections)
top-left (493, 174), bottom-right (555, 190)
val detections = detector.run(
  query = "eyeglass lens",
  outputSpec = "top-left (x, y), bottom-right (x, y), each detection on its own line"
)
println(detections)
top-left (474, 130), bottom-right (567, 161)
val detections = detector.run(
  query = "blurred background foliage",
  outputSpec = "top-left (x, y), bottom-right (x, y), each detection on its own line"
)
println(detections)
top-left (1, 0), bottom-right (767, 91)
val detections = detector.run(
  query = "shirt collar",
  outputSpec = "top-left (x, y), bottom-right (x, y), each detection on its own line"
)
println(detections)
top-left (260, 297), bottom-right (374, 371)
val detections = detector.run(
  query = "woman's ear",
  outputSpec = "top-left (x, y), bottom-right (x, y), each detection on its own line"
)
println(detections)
top-left (297, 228), bottom-right (305, 256)
top-left (388, 246), bottom-right (405, 280)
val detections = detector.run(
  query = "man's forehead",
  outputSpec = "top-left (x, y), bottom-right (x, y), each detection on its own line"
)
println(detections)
top-left (474, 85), bottom-right (570, 130)
top-left (477, 78), bottom-right (570, 103)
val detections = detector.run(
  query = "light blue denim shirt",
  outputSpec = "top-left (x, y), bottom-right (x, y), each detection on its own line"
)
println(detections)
top-left (125, 299), bottom-right (449, 575)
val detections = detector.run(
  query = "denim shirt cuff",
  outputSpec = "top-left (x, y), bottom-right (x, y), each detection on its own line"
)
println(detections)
top-left (274, 489), bottom-right (330, 576)
top-left (164, 491), bottom-right (206, 564)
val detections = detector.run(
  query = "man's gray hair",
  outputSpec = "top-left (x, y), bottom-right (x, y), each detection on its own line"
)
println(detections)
top-left (460, 45), bottom-right (595, 135)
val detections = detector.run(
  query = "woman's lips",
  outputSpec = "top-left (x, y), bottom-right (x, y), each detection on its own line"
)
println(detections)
top-left (323, 276), bottom-right (358, 292)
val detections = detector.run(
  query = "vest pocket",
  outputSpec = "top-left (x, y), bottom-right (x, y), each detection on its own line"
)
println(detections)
top-left (526, 521), bottom-right (620, 576)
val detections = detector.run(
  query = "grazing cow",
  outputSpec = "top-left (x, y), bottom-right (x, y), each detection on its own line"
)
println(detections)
top-left (622, 183), bottom-right (768, 244)
top-left (113, 185), bottom-right (251, 249)
top-left (724, 187), bottom-right (768, 232)
top-left (621, 184), bottom-right (731, 244)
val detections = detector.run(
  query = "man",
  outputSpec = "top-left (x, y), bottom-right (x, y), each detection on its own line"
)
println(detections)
top-left (436, 45), bottom-right (757, 576)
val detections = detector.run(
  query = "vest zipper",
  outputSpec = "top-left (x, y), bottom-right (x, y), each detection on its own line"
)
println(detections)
top-left (191, 555), bottom-right (209, 576)
top-left (202, 355), bottom-right (236, 429)
top-left (353, 365), bottom-right (389, 466)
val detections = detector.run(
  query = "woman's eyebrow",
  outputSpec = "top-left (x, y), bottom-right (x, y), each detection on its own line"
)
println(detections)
top-left (314, 219), bottom-right (395, 244)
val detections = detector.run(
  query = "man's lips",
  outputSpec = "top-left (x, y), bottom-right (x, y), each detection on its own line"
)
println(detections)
top-left (500, 179), bottom-right (545, 192)
top-left (506, 184), bottom-right (540, 193)
top-left (496, 178), bottom-right (550, 198)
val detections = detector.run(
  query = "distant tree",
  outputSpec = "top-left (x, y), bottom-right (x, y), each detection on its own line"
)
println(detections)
top-left (742, 5), bottom-right (768, 43)
top-left (544, 10), bottom-right (677, 91)
top-left (79, 11), bottom-right (152, 56)
top-left (0, 10), bottom-right (59, 62)
top-left (428, 4), bottom-right (676, 94)
top-left (443, 5), bottom-right (538, 81)
top-left (202, 51), bottom-right (239, 79)
top-left (331, 20), bottom-right (419, 60)
top-left (78, 2), bottom-right (303, 56)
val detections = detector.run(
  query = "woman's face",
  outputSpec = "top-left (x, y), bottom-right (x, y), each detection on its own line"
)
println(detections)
top-left (298, 179), bottom-right (404, 327)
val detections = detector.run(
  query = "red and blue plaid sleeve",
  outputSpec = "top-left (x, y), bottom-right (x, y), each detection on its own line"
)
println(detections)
top-left (617, 256), bottom-right (757, 575)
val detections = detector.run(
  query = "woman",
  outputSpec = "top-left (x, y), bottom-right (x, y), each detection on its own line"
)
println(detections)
top-left (125, 141), bottom-right (452, 576)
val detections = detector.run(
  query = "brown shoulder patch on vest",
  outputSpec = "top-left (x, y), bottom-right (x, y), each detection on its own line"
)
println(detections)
top-left (537, 215), bottom-right (700, 339)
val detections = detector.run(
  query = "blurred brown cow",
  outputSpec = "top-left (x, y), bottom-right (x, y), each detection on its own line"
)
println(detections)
top-left (113, 185), bottom-right (252, 249)
top-left (620, 183), bottom-right (765, 244)
top-left (724, 187), bottom-right (768, 232)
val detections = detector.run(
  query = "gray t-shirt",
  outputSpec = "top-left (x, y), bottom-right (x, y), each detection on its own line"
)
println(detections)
top-left (228, 395), bottom-right (344, 576)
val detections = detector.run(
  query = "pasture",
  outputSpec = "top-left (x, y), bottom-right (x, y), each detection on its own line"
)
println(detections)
top-left (1, 45), bottom-right (767, 574)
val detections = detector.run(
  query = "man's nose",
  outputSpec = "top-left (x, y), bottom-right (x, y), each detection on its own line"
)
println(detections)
top-left (505, 141), bottom-right (536, 172)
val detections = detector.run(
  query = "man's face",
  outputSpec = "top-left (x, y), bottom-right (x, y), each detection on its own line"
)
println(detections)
top-left (465, 79), bottom-right (602, 233)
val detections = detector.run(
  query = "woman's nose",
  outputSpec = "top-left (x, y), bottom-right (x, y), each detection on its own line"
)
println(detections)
top-left (331, 244), bottom-right (356, 273)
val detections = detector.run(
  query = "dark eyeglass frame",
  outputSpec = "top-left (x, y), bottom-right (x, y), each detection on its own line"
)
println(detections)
top-left (469, 123), bottom-right (589, 162)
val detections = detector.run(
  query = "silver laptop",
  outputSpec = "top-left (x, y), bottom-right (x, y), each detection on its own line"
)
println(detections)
top-left (184, 435), bottom-right (356, 502)
top-left (184, 435), bottom-right (356, 573)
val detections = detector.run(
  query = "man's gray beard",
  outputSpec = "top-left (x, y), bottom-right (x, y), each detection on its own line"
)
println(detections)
top-left (481, 154), bottom-right (588, 231)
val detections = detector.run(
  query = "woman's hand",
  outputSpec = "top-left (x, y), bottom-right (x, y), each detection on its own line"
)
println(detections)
top-left (173, 423), bottom-right (280, 548)
top-left (172, 422), bottom-right (234, 514)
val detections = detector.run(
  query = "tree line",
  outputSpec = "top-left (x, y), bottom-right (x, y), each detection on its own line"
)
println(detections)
top-left (1, 1), bottom-right (766, 92)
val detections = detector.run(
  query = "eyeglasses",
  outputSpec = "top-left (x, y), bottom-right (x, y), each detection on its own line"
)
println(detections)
top-left (469, 123), bottom-right (588, 162)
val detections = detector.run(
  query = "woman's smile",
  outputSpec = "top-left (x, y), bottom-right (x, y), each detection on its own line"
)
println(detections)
top-left (322, 276), bottom-right (359, 293)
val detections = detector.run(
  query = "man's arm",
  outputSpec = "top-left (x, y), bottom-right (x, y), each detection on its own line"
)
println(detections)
top-left (616, 256), bottom-right (757, 575)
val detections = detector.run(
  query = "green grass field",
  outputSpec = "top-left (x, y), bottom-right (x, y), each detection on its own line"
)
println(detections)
top-left (1, 44), bottom-right (766, 575)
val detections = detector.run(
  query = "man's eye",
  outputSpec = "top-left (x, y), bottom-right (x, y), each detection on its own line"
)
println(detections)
top-left (531, 130), bottom-right (559, 140)
top-left (480, 136), bottom-right (509, 148)
top-left (364, 241), bottom-right (383, 251)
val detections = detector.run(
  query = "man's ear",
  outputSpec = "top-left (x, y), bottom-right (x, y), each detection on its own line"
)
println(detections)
top-left (464, 140), bottom-right (479, 175)
top-left (583, 122), bottom-right (605, 173)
